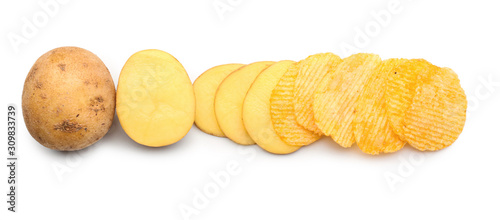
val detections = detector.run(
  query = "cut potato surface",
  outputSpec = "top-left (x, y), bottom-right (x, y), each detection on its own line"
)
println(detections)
top-left (194, 64), bottom-right (245, 137)
top-left (385, 59), bottom-right (439, 139)
top-left (116, 49), bottom-right (195, 147)
top-left (243, 61), bottom-right (301, 154)
top-left (214, 61), bottom-right (275, 145)
top-left (314, 53), bottom-right (381, 148)
top-left (294, 53), bottom-right (343, 134)
top-left (353, 59), bottom-right (406, 155)
top-left (270, 63), bottom-right (322, 146)
top-left (403, 67), bottom-right (467, 151)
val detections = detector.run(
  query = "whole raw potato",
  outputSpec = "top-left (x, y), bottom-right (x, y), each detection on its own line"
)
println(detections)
top-left (22, 47), bottom-right (116, 151)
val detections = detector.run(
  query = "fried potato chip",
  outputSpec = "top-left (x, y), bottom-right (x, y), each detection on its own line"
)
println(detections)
top-left (385, 59), bottom-right (439, 139)
top-left (314, 53), bottom-right (381, 148)
top-left (403, 67), bottom-right (467, 151)
top-left (243, 60), bottom-right (301, 154)
top-left (293, 53), bottom-right (343, 134)
top-left (270, 63), bottom-right (322, 146)
top-left (353, 59), bottom-right (406, 155)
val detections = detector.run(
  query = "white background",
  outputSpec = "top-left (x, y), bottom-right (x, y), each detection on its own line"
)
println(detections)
top-left (1, 0), bottom-right (499, 219)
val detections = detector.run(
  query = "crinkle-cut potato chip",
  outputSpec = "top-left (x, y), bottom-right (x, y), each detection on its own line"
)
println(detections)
top-left (314, 53), bottom-right (381, 148)
top-left (193, 64), bottom-right (245, 137)
top-left (403, 67), bottom-right (467, 151)
top-left (214, 61), bottom-right (274, 145)
top-left (270, 63), bottom-right (321, 146)
top-left (353, 58), bottom-right (406, 155)
top-left (243, 61), bottom-right (302, 154)
top-left (293, 53), bottom-right (343, 134)
top-left (385, 59), bottom-right (439, 139)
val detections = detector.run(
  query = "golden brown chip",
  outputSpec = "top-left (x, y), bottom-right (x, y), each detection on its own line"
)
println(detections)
top-left (403, 67), bottom-right (467, 151)
top-left (353, 59), bottom-right (406, 155)
top-left (293, 53), bottom-right (343, 134)
top-left (270, 63), bottom-right (321, 146)
top-left (385, 59), bottom-right (439, 139)
top-left (314, 53), bottom-right (381, 148)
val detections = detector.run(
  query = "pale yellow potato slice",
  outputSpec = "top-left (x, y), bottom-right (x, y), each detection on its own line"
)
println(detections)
top-left (214, 61), bottom-right (275, 145)
top-left (243, 60), bottom-right (301, 154)
top-left (117, 49), bottom-right (195, 147)
top-left (193, 64), bottom-right (245, 137)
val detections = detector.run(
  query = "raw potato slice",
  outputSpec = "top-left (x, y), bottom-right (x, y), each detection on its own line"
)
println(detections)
top-left (193, 64), bottom-right (245, 137)
top-left (314, 53), bottom-right (381, 148)
top-left (353, 59), bottom-right (406, 155)
top-left (294, 53), bottom-right (343, 134)
top-left (243, 61), bottom-right (301, 154)
top-left (214, 61), bottom-right (275, 145)
top-left (385, 59), bottom-right (438, 138)
top-left (403, 67), bottom-right (467, 151)
top-left (117, 49), bottom-right (195, 147)
top-left (270, 63), bottom-right (321, 146)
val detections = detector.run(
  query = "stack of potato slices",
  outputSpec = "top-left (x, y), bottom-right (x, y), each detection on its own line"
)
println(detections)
top-left (193, 53), bottom-right (467, 155)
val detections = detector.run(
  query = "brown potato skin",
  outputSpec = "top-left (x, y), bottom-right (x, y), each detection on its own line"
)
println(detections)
top-left (22, 47), bottom-right (115, 151)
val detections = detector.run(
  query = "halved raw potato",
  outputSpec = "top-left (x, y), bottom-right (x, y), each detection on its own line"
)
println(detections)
top-left (116, 49), bottom-right (195, 147)
top-left (243, 60), bottom-right (301, 154)
top-left (193, 64), bottom-right (245, 137)
top-left (214, 61), bottom-right (274, 145)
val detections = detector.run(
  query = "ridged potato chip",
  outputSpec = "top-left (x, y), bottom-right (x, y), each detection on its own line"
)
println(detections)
top-left (270, 63), bottom-right (321, 146)
top-left (403, 67), bottom-right (467, 151)
top-left (293, 53), bottom-right (343, 134)
top-left (314, 53), bottom-right (381, 148)
top-left (385, 59), bottom-right (439, 139)
top-left (353, 59), bottom-right (406, 155)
